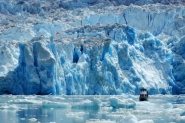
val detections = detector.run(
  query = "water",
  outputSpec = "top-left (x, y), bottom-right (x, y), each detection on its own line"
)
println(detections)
top-left (0, 95), bottom-right (184, 123)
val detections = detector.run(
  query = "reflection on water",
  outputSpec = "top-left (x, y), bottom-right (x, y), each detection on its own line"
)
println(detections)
top-left (0, 95), bottom-right (184, 123)
top-left (17, 105), bottom-right (101, 123)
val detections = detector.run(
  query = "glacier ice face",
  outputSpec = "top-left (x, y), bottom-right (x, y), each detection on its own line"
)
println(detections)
top-left (0, 0), bottom-right (184, 95)
top-left (53, 24), bottom-right (174, 95)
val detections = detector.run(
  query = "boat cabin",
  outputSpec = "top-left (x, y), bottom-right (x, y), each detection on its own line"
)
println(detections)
top-left (139, 88), bottom-right (148, 101)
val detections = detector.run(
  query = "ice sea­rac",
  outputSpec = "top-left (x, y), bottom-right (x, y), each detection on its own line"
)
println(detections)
top-left (0, 95), bottom-right (184, 123)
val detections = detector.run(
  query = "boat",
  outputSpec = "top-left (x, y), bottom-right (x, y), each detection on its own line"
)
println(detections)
top-left (139, 88), bottom-right (148, 101)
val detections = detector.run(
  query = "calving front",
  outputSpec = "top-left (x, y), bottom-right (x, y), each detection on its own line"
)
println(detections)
top-left (0, 24), bottom-right (177, 95)
top-left (0, 0), bottom-right (184, 95)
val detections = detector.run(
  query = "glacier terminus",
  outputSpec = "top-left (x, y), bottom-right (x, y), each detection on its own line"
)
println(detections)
top-left (0, 0), bottom-right (185, 95)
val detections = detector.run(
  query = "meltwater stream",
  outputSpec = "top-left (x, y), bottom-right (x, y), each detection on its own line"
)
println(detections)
top-left (0, 95), bottom-right (184, 123)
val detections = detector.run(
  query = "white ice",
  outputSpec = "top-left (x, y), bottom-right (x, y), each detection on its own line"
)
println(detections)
top-left (0, 0), bottom-right (184, 95)
top-left (0, 95), bottom-right (184, 123)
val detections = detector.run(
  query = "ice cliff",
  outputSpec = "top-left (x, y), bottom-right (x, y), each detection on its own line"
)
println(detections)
top-left (0, 0), bottom-right (185, 95)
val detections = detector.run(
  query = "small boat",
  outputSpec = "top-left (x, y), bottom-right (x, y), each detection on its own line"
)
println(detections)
top-left (139, 88), bottom-right (148, 101)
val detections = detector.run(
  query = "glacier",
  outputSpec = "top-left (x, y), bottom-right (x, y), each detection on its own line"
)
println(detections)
top-left (0, 0), bottom-right (185, 95)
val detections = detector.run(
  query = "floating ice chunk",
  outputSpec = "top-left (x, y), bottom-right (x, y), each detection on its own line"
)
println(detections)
top-left (136, 101), bottom-right (157, 110)
top-left (139, 120), bottom-right (154, 123)
top-left (119, 112), bottom-right (138, 123)
top-left (8, 99), bottom-right (42, 104)
top-left (29, 118), bottom-right (37, 122)
top-left (65, 111), bottom-right (85, 121)
top-left (86, 119), bottom-right (116, 123)
top-left (0, 104), bottom-right (19, 110)
top-left (42, 101), bottom-right (70, 108)
top-left (175, 114), bottom-right (185, 123)
top-left (72, 98), bottom-right (101, 110)
top-left (74, 116), bottom-right (84, 122)
top-left (109, 97), bottom-right (136, 109)
top-left (66, 111), bottom-right (86, 117)
top-left (20, 118), bottom-right (25, 120)
top-left (164, 103), bottom-right (173, 109)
